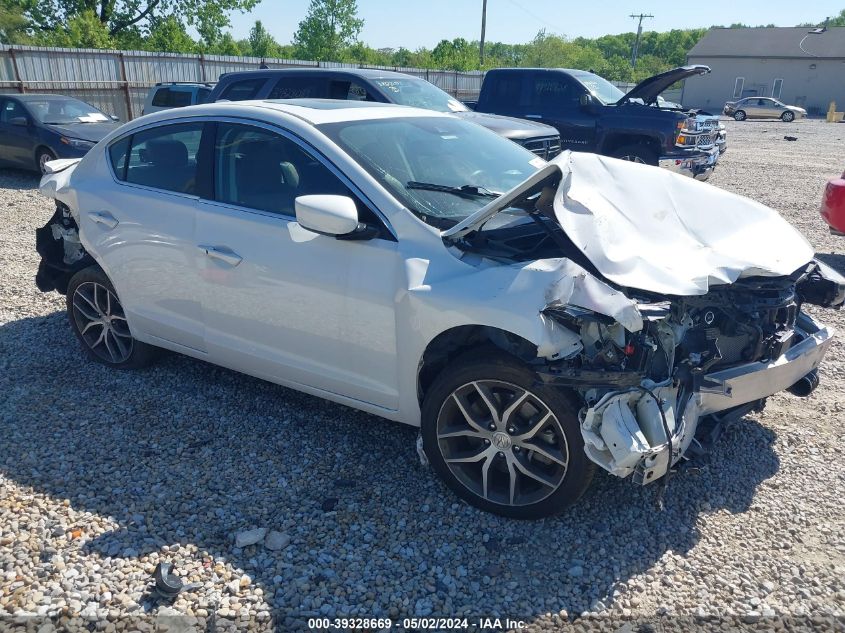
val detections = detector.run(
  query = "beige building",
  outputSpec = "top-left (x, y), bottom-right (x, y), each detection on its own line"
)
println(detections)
top-left (682, 27), bottom-right (845, 115)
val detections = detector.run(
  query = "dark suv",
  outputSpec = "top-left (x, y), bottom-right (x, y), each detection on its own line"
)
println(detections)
top-left (207, 69), bottom-right (562, 160)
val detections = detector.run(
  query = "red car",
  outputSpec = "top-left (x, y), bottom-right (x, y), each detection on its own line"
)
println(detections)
top-left (821, 170), bottom-right (845, 234)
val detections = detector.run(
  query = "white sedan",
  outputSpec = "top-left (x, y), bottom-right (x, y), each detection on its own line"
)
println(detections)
top-left (36, 99), bottom-right (843, 518)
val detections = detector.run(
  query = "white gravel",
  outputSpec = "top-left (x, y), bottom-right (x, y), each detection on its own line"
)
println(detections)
top-left (1, 119), bottom-right (844, 631)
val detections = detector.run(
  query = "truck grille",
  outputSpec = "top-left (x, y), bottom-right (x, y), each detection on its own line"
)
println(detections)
top-left (520, 136), bottom-right (562, 160)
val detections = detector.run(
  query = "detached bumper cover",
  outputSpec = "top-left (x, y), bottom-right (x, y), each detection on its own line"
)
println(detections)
top-left (698, 314), bottom-right (834, 415)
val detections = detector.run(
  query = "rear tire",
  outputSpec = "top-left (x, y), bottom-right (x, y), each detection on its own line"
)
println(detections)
top-left (66, 266), bottom-right (158, 369)
top-left (36, 148), bottom-right (56, 174)
top-left (421, 348), bottom-right (595, 519)
top-left (781, 111), bottom-right (795, 122)
top-left (610, 143), bottom-right (658, 166)
top-left (733, 110), bottom-right (747, 121)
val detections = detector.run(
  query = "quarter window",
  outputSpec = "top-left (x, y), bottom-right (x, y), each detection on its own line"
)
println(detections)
top-left (125, 122), bottom-right (204, 194)
top-left (108, 136), bottom-right (131, 180)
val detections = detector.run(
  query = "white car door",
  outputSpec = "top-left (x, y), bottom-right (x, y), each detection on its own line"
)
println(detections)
top-left (78, 121), bottom-right (207, 352)
top-left (194, 121), bottom-right (401, 410)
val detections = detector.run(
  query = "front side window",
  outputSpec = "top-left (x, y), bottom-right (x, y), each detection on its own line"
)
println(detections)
top-left (219, 78), bottom-right (266, 101)
top-left (213, 123), bottom-right (351, 216)
top-left (528, 73), bottom-right (575, 109)
top-left (125, 122), bottom-right (203, 194)
top-left (569, 71), bottom-right (624, 105)
top-left (320, 116), bottom-right (541, 228)
top-left (329, 80), bottom-right (374, 101)
top-left (372, 77), bottom-right (467, 113)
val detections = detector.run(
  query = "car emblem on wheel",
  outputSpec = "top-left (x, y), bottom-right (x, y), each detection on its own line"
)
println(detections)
top-left (492, 431), bottom-right (512, 450)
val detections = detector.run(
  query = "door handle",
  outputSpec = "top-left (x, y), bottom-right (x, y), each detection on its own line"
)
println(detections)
top-left (198, 244), bottom-right (243, 267)
top-left (89, 211), bottom-right (119, 229)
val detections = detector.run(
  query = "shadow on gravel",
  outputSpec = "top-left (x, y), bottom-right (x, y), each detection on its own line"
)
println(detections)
top-left (0, 167), bottom-right (39, 190)
top-left (816, 252), bottom-right (845, 275)
top-left (0, 311), bottom-right (780, 628)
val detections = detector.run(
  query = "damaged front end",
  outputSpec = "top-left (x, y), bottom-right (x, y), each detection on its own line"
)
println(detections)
top-left (443, 151), bottom-right (844, 489)
top-left (537, 265), bottom-right (839, 484)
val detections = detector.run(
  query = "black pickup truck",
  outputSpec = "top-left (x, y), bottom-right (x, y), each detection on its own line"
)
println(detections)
top-left (467, 65), bottom-right (721, 180)
top-left (206, 68), bottom-right (563, 161)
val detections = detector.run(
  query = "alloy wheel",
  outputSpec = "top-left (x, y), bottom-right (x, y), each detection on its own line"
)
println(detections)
top-left (38, 152), bottom-right (54, 174)
top-left (436, 380), bottom-right (569, 507)
top-left (71, 281), bottom-right (134, 364)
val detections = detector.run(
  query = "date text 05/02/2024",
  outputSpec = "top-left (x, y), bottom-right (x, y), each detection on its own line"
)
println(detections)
top-left (307, 617), bottom-right (527, 630)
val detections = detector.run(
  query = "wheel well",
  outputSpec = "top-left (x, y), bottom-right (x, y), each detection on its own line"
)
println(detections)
top-left (602, 134), bottom-right (660, 157)
top-left (417, 325), bottom-right (538, 404)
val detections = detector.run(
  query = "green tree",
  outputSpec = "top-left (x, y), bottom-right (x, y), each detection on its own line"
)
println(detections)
top-left (293, 0), bottom-right (363, 61)
top-left (431, 38), bottom-right (477, 70)
top-left (248, 19), bottom-right (279, 58)
top-left (0, 0), bottom-right (32, 44)
top-left (146, 15), bottom-right (196, 52)
top-left (21, 0), bottom-right (257, 43)
top-left (41, 9), bottom-right (114, 48)
top-left (206, 32), bottom-right (242, 55)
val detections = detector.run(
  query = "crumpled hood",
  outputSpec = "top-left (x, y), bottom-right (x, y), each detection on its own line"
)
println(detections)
top-left (443, 150), bottom-right (815, 296)
top-left (620, 65), bottom-right (710, 105)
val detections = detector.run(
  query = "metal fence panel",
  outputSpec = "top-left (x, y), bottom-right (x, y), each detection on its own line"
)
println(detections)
top-left (0, 44), bottom-right (497, 120)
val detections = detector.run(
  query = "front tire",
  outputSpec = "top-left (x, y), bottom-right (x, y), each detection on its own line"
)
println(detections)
top-left (733, 110), bottom-right (747, 121)
top-left (421, 349), bottom-right (595, 518)
top-left (36, 148), bottom-right (56, 174)
top-left (781, 111), bottom-right (795, 122)
top-left (610, 143), bottom-right (658, 166)
top-left (66, 266), bottom-right (158, 369)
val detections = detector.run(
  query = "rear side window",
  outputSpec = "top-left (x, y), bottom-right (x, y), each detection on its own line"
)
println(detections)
top-left (487, 73), bottom-right (522, 104)
top-left (124, 122), bottom-right (204, 194)
top-left (151, 88), bottom-right (192, 107)
top-left (267, 77), bottom-right (327, 99)
top-left (218, 78), bottom-right (266, 101)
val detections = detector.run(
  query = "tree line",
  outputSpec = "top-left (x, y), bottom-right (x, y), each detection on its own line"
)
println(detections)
top-left (1, 0), bottom-right (842, 83)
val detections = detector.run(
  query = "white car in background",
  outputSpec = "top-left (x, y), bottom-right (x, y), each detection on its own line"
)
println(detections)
top-left (35, 100), bottom-right (843, 518)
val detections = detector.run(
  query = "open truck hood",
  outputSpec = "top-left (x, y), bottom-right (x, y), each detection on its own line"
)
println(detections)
top-left (442, 150), bottom-right (815, 296)
top-left (618, 65), bottom-right (710, 105)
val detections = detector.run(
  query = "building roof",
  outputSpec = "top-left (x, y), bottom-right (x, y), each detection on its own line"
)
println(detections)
top-left (688, 27), bottom-right (845, 59)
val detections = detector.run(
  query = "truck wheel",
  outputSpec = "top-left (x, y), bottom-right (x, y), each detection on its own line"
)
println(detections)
top-left (420, 348), bottom-right (595, 519)
top-left (733, 110), bottom-right (747, 121)
top-left (611, 144), bottom-right (658, 166)
top-left (781, 111), bottom-right (795, 122)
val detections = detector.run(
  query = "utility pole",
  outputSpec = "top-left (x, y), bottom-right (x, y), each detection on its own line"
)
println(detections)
top-left (480, 0), bottom-right (488, 66)
top-left (629, 13), bottom-right (653, 68)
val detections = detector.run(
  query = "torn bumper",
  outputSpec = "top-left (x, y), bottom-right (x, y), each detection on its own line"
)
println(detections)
top-left (697, 313), bottom-right (834, 415)
top-left (658, 147), bottom-right (719, 181)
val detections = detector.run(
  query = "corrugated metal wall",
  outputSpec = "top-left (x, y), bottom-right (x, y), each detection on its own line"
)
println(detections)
top-left (0, 45), bottom-right (486, 120)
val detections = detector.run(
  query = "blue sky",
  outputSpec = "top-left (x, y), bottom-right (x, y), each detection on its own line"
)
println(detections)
top-left (227, 0), bottom-right (843, 49)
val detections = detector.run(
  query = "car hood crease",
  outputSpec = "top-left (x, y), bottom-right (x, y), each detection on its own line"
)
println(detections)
top-left (444, 150), bottom-right (815, 297)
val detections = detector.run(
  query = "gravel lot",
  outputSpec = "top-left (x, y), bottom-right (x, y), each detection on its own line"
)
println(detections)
top-left (1, 118), bottom-right (844, 632)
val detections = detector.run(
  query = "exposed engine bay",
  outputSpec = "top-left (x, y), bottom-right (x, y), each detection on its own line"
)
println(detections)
top-left (444, 152), bottom-right (845, 487)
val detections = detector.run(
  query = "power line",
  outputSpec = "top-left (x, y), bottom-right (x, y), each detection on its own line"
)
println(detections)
top-left (629, 12), bottom-right (653, 68)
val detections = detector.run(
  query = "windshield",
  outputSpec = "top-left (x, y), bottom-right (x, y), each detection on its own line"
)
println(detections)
top-left (569, 71), bottom-right (625, 105)
top-left (27, 97), bottom-right (110, 124)
top-left (371, 77), bottom-right (469, 113)
top-left (319, 116), bottom-right (543, 227)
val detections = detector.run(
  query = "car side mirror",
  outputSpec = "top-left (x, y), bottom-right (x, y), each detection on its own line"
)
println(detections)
top-left (579, 94), bottom-right (597, 111)
top-left (295, 195), bottom-right (363, 237)
top-left (10, 116), bottom-right (29, 127)
top-left (110, 114), bottom-right (120, 122)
